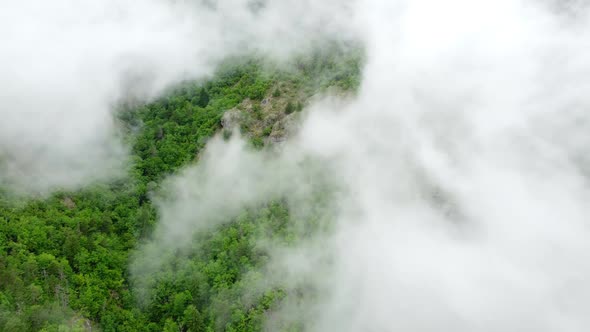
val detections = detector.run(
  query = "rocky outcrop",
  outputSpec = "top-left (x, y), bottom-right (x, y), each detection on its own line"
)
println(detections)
top-left (62, 197), bottom-right (76, 209)
top-left (221, 108), bottom-right (243, 129)
top-left (267, 112), bottom-right (301, 144)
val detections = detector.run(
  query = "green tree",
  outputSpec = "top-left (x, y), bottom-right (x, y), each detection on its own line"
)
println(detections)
top-left (197, 88), bottom-right (210, 108)
top-left (182, 305), bottom-right (205, 332)
top-left (285, 101), bottom-right (295, 114)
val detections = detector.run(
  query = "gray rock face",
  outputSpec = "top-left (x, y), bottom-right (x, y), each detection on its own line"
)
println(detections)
top-left (221, 109), bottom-right (242, 129)
top-left (268, 112), bottom-right (301, 144)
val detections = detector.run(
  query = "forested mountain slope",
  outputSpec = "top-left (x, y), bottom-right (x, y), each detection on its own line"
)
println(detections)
top-left (0, 48), bottom-right (362, 332)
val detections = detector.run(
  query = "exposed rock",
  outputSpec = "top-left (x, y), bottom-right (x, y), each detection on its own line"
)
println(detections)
top-left (62, 197), bottom-right (76, 209)
top-left (239, 98), bottom-right (254, 112)
top-left (221, 109), bottom-right (243, 129)
top-left (267, 112), bottom-right (301, 145)
top-left (220, 86), bottom-right (306, 146)
top-left (156, 126), bottom-right (164, 140)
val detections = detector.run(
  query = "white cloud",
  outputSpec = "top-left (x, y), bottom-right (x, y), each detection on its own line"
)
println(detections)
top-left (6, 0), bottom-right (590, 330)
top-left (0, 0), bottom-right (356, 194)
top-left (139, 1), bottom-right (590, 331)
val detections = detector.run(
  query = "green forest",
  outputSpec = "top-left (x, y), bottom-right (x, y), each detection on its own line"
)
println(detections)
top-left (0, 48), bottom-right (362, 331)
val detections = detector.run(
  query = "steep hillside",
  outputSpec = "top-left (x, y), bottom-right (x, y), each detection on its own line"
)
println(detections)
top-left (0, 48), bottom-right (362, 332)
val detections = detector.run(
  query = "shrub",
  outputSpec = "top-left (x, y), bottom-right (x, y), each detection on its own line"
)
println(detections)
top-left (284, 101), bottom-right (295, 114)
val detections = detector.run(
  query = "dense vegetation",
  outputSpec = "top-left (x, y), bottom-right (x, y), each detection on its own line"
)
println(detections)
top-left (0, 47), bottom-right (362, 331)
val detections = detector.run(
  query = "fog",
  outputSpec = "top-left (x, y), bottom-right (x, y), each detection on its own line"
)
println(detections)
top-left (137, 0), bottom-right (590, 331)
top-left (4, 0), bottom-right (590, 331)
top-left (0, 0), bottom-right (354, 194)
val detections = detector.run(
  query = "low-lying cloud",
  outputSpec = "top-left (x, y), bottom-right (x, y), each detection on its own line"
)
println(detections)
top-left (0, 0), bottom-right (356, 194)
top-left (5, 0), bottom-right (590, 330)
top-left (137, 0), bottom-right (590, 331)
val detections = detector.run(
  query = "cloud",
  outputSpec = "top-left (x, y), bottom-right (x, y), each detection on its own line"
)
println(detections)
top-left (137, 0), bottom-right (590, 331)
top-left (0, 0), bottom-right (356, 194)
top-left (6, 0), bottom-right (590, 330)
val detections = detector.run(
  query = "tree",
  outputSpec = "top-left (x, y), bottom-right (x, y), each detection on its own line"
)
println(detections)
top-left (163, 318), bottom-right (179, 332)
top-left (182, 305), bottom-right (205, 332)
top-left (197, 88), bottom-right (209, 108)
top-left (285, 101), bottom-right (295, 114)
